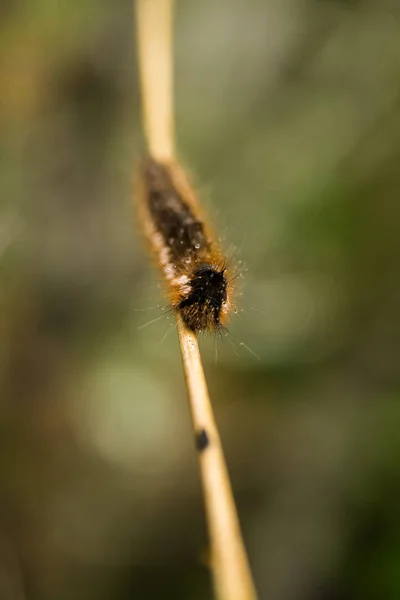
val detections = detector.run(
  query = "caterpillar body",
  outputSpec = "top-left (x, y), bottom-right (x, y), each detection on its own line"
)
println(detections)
top-left (137, 157), bottom-right (233, 333)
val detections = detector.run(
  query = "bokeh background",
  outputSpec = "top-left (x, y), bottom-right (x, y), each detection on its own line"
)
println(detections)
top-left (1, 0), bottom-right (400, 598)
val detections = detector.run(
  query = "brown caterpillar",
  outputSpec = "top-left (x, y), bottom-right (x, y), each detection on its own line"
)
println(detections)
top-left (136, 157), bottom-right (234, 333)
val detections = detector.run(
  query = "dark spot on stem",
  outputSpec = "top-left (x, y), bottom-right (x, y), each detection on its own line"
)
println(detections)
top-left (195, 428), bottom-right (210, 452)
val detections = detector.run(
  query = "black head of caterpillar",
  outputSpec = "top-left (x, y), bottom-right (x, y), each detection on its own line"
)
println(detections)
top-left (176, 263), bottom-right (229, 332)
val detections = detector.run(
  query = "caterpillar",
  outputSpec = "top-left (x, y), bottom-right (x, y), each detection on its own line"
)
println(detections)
top-left (136, 156), bottom-right (234, 333)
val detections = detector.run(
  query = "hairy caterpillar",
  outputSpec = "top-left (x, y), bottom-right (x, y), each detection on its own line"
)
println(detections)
top-left (136, 157), bottom-right (234, 333)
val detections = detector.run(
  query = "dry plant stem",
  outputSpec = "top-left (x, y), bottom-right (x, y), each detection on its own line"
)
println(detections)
top-left (177, 317), bottom-right (257, 600)
top-left (135, 0), bottom-right (175, 161)
top-left (135, 0), bottom-right (258, 598)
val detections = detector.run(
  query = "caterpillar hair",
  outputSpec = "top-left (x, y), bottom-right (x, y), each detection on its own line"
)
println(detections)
top-left (136, 156), bottom-right (233, 333)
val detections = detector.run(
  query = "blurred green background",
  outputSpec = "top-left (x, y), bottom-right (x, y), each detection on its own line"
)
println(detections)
top-left (1, 0), bottom-right (400, 599)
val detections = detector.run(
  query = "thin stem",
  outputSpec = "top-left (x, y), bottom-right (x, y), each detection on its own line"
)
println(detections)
top-left (177, 318), bottom-right (257, 600)
top-left (134, 1), bottom-right (258, 598)
top-left (135, 0), bottom-right (175, 161)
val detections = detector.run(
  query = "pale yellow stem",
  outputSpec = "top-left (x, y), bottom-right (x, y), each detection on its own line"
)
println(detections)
top-left (177, 318), bottom-right (258, 600)
top-left (134, 1), bottom-right (258, 598)
top-left (135, 0), bottom-right (175, 160)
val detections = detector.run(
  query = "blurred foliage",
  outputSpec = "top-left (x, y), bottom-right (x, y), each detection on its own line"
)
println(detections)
top-left (1, 0), bottom-right (400, 599)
